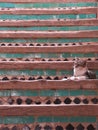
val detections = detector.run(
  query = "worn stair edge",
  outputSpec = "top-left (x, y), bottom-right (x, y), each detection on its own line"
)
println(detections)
top-left (0, 44), bottom-right (98, 53)
top-left (0, 7), bottom-right (97, 15)
top-left (0, 31), bottom-right (98, 38)
top-left (0, 19), bottom-right (98, 27)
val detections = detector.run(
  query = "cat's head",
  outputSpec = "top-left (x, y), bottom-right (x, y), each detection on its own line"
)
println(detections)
top-left (73, 58), bottom-right (88, 76)
top-left (74, 58), bottom-right (87, 68)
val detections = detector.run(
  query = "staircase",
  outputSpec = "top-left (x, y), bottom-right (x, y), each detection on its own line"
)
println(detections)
top-left (0, 0), bottom-right (98, 129)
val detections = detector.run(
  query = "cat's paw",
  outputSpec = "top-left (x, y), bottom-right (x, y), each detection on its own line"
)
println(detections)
top-left (62, 78), bottom-right (68, 81)
top-left (38, 79), bottom-right (46, 82)
top-left (68, 76), bottom-right (79, 80)
top-left (69, 76), bottom-right (87, 80)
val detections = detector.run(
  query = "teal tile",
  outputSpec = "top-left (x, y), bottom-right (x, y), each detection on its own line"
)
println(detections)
top-left (0, 3), bottom-right (15, 8)
top-left (60, 70), bottom-right (73, 75)
top-left (4, 116), bottom-right (34, 124)
top-left (40, 90), bottom-right (54, 96)
top-left (70, 116), bottom-right (96, 122)
top-left (45, 70), bottom-right (56, 76)
top-left (38, 117), bottom-right (52, 122)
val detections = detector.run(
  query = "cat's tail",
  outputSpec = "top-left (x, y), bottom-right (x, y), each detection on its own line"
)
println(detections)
top-left (85, 70), bottom-right (96, 79)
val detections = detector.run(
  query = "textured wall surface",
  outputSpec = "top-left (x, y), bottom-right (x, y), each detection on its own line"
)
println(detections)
top-left (0, 1), bottom-right (97, 126)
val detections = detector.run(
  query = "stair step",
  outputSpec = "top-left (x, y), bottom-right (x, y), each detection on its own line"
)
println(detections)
top-left (0, 7), bottom-right (97, 15)
top-left (0, 42), bottom-right (98, 53)
top-left (0, 19), bottom-right (98, 27)
top-left (0, 31), bottom-right (97, 38)
top-left (0, 60), bottom-right (97, 70)
top-left (0, 0), bottom-right (96, 3)
top-left (0, 79), bottom-right (97, 90)
top-left (0, 104), bottom-right (97, 116)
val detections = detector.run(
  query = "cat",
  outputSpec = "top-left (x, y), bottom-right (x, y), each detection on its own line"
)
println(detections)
top-left (62, 58), bottom-right (96, 80)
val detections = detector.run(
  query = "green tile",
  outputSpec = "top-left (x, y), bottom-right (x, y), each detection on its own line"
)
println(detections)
top-left (4, 116), bottom-right (34, 124)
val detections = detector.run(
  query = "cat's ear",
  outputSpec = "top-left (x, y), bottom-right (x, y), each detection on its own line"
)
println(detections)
top-left (83, 59), bottom-right (87, 66)
top-left (75, 57), bottom-right (80, 61)
top-left (74, 57), bottom-right (80, 63)
top-left (74, 57), bottom-right (79, 67)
